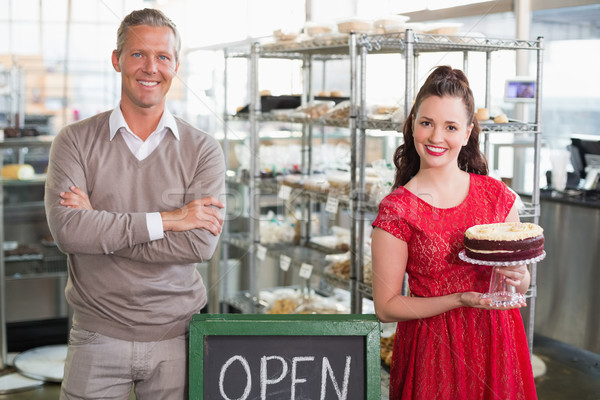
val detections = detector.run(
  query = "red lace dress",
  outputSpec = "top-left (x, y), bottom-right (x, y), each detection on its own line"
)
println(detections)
top-left (372, 173), bottom-right (537, 400)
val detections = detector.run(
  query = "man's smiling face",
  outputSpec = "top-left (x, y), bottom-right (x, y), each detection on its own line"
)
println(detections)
top-left (112, 24), bottom-right (179, 112)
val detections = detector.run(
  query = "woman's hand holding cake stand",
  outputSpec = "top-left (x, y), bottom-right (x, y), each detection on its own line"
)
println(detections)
top-left (457, 280), bottom-right (527, 310)
top-left (492, 262), bottom-right (529, 291)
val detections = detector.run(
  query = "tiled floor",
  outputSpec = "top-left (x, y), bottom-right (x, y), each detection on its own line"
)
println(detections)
top-left (1, 334), bottom-right (599, 399)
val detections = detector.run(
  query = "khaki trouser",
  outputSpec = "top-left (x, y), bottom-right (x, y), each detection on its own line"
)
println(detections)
top-left (60, 325), bottom-right (188, 400)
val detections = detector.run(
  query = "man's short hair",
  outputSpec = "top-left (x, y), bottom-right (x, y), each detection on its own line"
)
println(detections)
top-left (115, 8), bottom-right (181, 62)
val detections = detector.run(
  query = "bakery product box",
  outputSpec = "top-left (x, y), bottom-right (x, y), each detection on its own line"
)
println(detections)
top-left (236, 94), bottom-right (348, 115)
top-left (463, 222), bottom-right (544, 262)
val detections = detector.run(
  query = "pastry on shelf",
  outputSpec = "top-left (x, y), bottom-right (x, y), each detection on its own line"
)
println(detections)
top-left (280, 173), bottom-right (304, 188)
top-left (380, 333), bottom-right (395, 366)
top-left (373, 104), bottom-right (400, 115)
top-left (304, 21), bottom-right (335, 37)
top-left (324, 250), bottom-right (372, 285)
top-left (263, 288), bottom-right (347, 315)
top-left (326, 171), bottom-right (351, 195)
top-left (273, 29), bottom-right (299, 42)
top-left (320, 100), bottom-right (351, 122)
top-left (294, 101), bottom-right (336, 118)
top-left (476, 108), bottom-right (490, 121)
top-left (259, 213), bottom-right (296, 244)
top-left (493, 113), bottom-right (509, 123)
top-left (303, 174), bottom-right (330, 193)
top-left (337, 17), bottom-right (373, 34)
top-left (267, 298), bottom-right (299, 314)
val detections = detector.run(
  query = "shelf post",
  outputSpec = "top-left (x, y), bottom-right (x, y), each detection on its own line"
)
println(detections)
top-left (402, 29), bottom-right (415, 297)
top-left (525, 36), bottom-right (544, 354)
top-left (248, 41), bottom-right (261, 312)
top-left (210, 49), bottom-right (231, 313)
top-left (404, 29), bottom-right (415, 120)
top-left (301, 54), bottom-right (313, 245)
top-left (0, 149), bottom-right (6, 369)
top-left (349, 32), bottom-right (360, 314)
top-left (484, 51), bottom-right (493, 159)
top-left (354, 41), bottom-right (369, 315)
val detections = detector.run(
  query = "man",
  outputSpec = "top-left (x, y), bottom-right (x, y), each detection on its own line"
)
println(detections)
top-left (44, 8), bottom-right (225, 399)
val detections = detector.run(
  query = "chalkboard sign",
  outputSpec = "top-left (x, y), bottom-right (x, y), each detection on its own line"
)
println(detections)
top-left (189, 314), bottom-right (381, 400)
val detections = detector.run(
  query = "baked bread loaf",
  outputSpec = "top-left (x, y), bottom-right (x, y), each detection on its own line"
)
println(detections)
top-left (464, 222), bottom-right (544, 262)
top-left (2, 164), bottom-right (35, 180)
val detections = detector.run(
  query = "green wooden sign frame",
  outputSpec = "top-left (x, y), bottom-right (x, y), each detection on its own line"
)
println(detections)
top-left (189, 313), bottom-right (381, 399)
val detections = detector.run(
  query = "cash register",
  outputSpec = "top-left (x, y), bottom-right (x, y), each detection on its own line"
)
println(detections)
top-left (570, 135), bottom-right (600, 192)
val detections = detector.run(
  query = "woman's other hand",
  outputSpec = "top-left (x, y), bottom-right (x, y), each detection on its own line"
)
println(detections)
top-left (459, 291), bottom-right (527, 310)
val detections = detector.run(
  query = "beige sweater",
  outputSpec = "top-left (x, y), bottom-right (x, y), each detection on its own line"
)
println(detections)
top-left (45, 111), bottom-right (225, 341)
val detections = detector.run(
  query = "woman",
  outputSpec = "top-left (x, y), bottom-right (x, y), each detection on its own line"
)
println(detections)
top-left (371, 66), bottom-right (537, 399)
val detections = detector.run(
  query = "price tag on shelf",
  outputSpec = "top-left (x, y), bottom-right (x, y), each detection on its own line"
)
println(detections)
top-left (299, 263), bottom-right (313, 279)
top-left (279, 254), bottom-right (291, 271)
top-left (278, 185), bottom-right (292, 200)
top-left (325, 194), bottom-right (339, 214)
top-left (256, 244), bottom-right (267, 261)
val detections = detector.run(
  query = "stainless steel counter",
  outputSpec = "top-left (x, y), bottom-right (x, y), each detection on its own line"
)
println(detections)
top-left (534, 192), bottom-right (600, 354)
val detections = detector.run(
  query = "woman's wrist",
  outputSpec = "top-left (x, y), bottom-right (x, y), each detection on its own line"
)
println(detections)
top-left (455, 292), bottom-right (467, 308)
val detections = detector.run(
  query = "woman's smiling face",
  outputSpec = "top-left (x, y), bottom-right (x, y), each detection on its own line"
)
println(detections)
top-left (412, 95), bottom-right (473, 171)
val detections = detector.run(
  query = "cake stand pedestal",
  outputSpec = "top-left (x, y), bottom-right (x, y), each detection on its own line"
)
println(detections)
top-left (458, 250), bottom-right (546, 308)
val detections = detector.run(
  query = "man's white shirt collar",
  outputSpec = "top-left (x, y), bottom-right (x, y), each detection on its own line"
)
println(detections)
top-left (108, 104), bottom-right (180, 141)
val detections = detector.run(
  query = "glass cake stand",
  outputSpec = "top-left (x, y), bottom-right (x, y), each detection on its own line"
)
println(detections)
top-left (458, 250), bottom-right (546, 307)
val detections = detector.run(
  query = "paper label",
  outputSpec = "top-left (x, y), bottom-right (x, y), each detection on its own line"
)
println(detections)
top-left (278, 185), bottom-right (292, 200)
top-left (256, 244), bottom-right (267, 261)
top-left (280, 254), bottom-right (291, 271)
top-left (325, 195), bottom-right (339, 213)
top-left (299, 263), bottom-right (313, 279)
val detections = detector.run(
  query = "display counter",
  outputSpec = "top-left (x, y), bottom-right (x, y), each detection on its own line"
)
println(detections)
top-left (534, 189), bottom-right (600, 354)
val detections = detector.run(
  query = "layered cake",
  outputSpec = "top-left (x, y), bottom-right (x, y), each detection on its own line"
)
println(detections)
top-left (464, 222), bottom-right (544, 262)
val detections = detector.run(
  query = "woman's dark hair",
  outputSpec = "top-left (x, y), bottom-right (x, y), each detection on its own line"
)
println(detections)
top-left (392, 65), bottom-right (488, 189)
